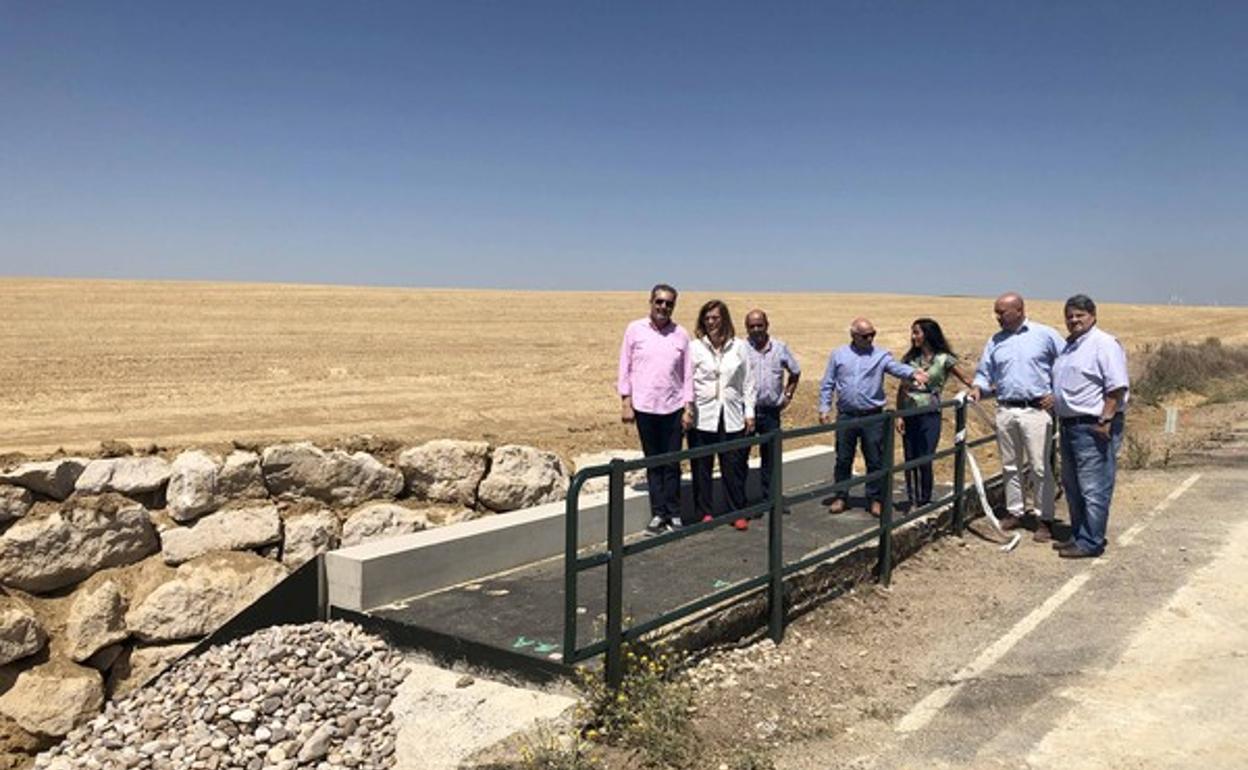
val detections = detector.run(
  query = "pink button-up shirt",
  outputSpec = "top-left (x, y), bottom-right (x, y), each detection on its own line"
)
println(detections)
top-left (617, 318), bottom-right (694, 415)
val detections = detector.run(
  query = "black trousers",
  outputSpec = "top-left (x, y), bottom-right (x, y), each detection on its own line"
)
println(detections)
top-left (902, 410), bottom-right (943, 505)
top-left (755, 405), bottom-right (783, 500)
top-left (635, 409), bottom-right (684, 522)
top-left (689, 413), bottom-right (749, 519)
top-left (834, 410), bottom-right (886, 503)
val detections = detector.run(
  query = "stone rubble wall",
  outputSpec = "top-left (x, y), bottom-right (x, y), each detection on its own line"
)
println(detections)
top-left (0, 437), bottom-right (608, 755)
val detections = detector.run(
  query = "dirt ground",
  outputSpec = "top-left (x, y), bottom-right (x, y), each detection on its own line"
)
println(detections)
top-left (4, 277), bottom-right (1248, 462)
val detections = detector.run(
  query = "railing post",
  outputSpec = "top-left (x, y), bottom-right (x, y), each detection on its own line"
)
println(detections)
top-left (562, 476), bottom-right (580, 665)
top-left (878, 412), bottom-right (896, 586)
top-left (605, 459), bottom-right (626, 689)
top-left (953, 400), bottom-right (967, 536)
top-left (767, 430), bottom-right (785, 645)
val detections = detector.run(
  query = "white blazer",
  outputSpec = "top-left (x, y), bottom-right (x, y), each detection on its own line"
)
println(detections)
top-left (690, 336), bottom-right (757, 432)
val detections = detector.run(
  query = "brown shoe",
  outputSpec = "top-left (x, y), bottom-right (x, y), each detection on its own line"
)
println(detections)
top-left (869, 501), bottom-right (882, 517)
top-left (1034, 522), bottom-right (1053, 543)
top-left (998, 514), bottom-right (1023, 531)
top-left (828, 499), bottom-right (847, 515)
top-left (1051, 538), bottom-right (1074, 550)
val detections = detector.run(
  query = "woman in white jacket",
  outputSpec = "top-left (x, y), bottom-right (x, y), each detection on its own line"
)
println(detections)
top-left (688, 299), bottom-right (757, 531)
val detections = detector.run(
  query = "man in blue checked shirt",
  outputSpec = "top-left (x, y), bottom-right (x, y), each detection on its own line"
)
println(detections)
top-left (819, 317), bottom-right (928, 516)
top-left (745, 308), bottom-right (802, 505)
top-left (969, 292), bottom-right (1066, 543)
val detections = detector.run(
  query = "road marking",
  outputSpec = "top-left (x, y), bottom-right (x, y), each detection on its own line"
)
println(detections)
top-left (896, 573), bottom-right (1092, 733)
top-left (1119, 472), bottom-right (1201, 546)
top-left (896, 471), bottom-right (1203, 734)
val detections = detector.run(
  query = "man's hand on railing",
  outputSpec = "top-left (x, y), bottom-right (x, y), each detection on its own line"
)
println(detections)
top-left (818, 412), bottom-right (831, 425)
top-left (895, 417), bottom-right (906, 434)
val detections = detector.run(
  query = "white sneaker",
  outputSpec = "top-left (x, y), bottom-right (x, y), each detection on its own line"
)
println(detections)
top-left (644, 516), bottom-right (667, 537)
top-left (671, 517), bottom-right (684, 528)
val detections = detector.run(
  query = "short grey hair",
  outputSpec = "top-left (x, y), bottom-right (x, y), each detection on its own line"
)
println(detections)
top-left (1064, 294), bottom-right (1097, 314)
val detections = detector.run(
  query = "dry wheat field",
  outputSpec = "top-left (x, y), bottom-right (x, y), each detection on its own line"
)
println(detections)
top-left (3, 277), bottom-right (1247, 461)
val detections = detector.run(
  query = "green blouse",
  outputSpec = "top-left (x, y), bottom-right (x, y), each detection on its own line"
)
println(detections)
top-left (902, 352), bottom-right (958, 408)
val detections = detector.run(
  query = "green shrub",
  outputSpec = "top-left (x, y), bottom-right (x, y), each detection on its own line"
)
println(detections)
top-left (1133, 338), bottom-right (1248, 404)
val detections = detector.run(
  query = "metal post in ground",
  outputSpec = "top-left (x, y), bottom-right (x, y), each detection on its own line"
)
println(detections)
top-left (953, 401), bottom-right (967, 536)
top-left (605, 459), bottom-right (625, 689)
top-left (879, 413), bottom-right (896, 586)
top-left (562, 478), bottom-right (581, 664)
top-left (767, 431), bottom-right (785, 644)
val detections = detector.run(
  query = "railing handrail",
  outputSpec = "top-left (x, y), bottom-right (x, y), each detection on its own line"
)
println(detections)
top-left (563, 393), bottom-right (1003, 685)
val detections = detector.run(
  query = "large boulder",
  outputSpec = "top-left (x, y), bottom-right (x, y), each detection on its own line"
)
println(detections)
top-left (0, 458), bottom-right (88, 500)
top-left (107, 642), bottom-right (196, 698)
top-left (165, 449), bottom-right (220, 522)
top-left (125, 552), bottom-right (287, 642)
top-left (0, 484), bottom-right (33, 522)
top-left (0, 498), bottom-right (159, 592)
top-left (572, 450), bottom-right (647, 496)
top-left (159, 505), bottom-right (282, 565)
top-left (0, 599), bottom-right (45, 666)
top-left (341, 503), bottom-right (428, 547)
top-left (478, 445), bottom-right (570, 512)
top-left (75, 456), bottom-right (172, 496)
top-left (281, 510), bottom-right (340, 569)
top-left (218, 450), bottom-right (267, 499)
top-left (398, 440), bottom-right (491, 507)
top-left (0, 661), bottom-right (104, 737)
top-left (261, 443), bottom-right (403, 506)
top-left (64, 579), bottom-right (130, 662)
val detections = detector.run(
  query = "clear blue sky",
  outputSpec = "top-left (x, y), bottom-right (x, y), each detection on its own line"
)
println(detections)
top-left (3, 2), bottom-right (1245, 304)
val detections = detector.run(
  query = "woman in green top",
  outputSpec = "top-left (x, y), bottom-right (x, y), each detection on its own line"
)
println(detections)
top-left (896, 318), bottom-right (974, 506)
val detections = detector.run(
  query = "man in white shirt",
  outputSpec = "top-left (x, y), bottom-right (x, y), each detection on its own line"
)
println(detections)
top-left (1051, 294), bottom-right (1129, 559)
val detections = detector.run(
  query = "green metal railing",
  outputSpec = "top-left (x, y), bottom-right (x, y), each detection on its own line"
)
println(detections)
top-left (563, 396), bottom-right (999, 687)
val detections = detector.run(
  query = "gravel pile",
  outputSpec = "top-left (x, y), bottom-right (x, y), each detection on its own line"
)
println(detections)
top-left (36, 621), bottom-right (408, 770)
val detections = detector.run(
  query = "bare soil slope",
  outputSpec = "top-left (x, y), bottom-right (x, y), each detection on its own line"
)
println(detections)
top-left (3, 278), bottom-right (1246, 459)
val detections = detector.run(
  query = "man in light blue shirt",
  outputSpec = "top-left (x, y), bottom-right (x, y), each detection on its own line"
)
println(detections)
top-left (745, 309), bottom-right (801, 505)
top-left (969, 292), bottom-right (1065, 541)
top-left (819, 317), bottom-right (927, 515)
top-left (1051, 294), bottom-right (1129, 559)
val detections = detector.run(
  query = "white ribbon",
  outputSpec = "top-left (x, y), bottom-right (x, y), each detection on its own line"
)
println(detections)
top-left (953, 391), bottom-right (1022, 553)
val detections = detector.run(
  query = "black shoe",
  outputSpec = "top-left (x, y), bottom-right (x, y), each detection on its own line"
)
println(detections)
top-left (1058, 544), bottom-right (1099, 559)
top-left (1051, 538), bottom-right (1074, 550)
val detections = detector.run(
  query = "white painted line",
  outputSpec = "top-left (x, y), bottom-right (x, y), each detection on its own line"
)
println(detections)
top-left (896, 471), bottom-right (1203, 734)
top-left (1119, 472), bottom-right (1201, 546)
top-left (896, 572), bottom-right (1092, 733)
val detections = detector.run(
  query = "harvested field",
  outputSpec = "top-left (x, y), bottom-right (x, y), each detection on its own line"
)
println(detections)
top-left (4, 277), bottom-right (1248, 461)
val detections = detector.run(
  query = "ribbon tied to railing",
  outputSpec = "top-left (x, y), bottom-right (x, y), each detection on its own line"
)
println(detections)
top-left (953, 391), bottom-right (1022, 553)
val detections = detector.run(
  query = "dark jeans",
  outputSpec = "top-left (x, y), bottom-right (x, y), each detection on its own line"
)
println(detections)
top-left (689, 414), bottom-right (749, 519)
top-left (1060, 415), bottom-right (1125, 555)
top-left (902, 410), bottom-right (943, 505)
top-left (755, 405), bottom-right (783, 500)
top-left (834, 410), bottom-right (886, 503)
top-left (635, 409), bottom-right (684, 522)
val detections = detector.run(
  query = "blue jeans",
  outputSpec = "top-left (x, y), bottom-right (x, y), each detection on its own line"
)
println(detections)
top-left (1059, 415), bottom-right (1125, 555)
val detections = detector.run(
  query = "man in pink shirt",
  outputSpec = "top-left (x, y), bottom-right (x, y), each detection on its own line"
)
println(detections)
top-left (618, 283), bottom-right (694, 535)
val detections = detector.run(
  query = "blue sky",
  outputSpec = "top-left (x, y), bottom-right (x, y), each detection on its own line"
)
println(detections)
top-left (2, 1), bottom-right (1245, 304)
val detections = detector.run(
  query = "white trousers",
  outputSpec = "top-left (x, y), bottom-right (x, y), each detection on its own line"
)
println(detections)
top-left (994, 406), bottom-right (1056, 521)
